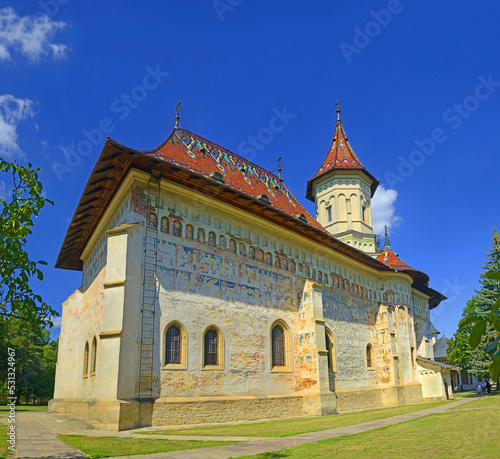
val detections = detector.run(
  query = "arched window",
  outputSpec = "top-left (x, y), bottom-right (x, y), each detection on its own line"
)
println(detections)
top-left (208, 231), bottom-right (216, 247)
top-left (271, 324), bottom-right (286, 367)
top-left (164, 321), bottom-right (187, 367)
top-left (165, 325), bottom-right (181, 364)
top-left (298, 263), bottom-right (303, 275)
top-left (318, 270), bottom-right (322, 282)
top-left (291, 260), bottom-right (296, 273)
top-left (160, 216), bottom-right (169, 234)
top-left (265, 252), bottom-right (272, 265)
top-left (229, 238), bottom-right (237, 253)
top-left (282, 258), bottom-right (288, 271)
top-left (325, 329), bottom-right (336, 372)
top-left (204, 328), bottom-right (219, 367)
top-left (197, 227), bottom-right (205, 244)
top-left (249, 246), bottom-right (256, 260)
top-left (83, 341), bottom-right (89, 377)
top-left (312, 269), bottom-right (316, 280)
top-left (305, 265), bottom-right (310, 278)
top-left (256, 249), bottom-right (264, 262)
top-left (90, 337), bottom-right (97, 374)
top-left (239, 242), bottom-right (246, 257)
top-left (185, 224), bottom-right (194, 240)
top-left (366, 344), bottom-right (374, 369)
top-left (324, 273), bottom-right (329, 284)
top-left (219, 234), bottom-right (226, 249)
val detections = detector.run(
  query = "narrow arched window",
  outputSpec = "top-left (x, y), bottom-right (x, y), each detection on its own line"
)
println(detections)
top-left (265, 252), bottom-right (272, 265)
top-left (257, 249), bottom-right (264, 262)
top-left (249, 246), bottom-right (256, 259)
top-left (272, 324), bottom-right (285, 367)
top-left (90, 337), bottom-right (97, 373)
top-left (166, 325), bottom-right (181, 364)
top-left (208, 231), bottom-right (216, 247)
top-left (239, 242), bottom-right (246, 257)
top-left (366, 344), bottom-right (374, 369)
top-left (325, 330), bottom-right (336, 372)
top-left (204, 329), bottom-right (218, 366)
top-left (229, 238), bottom-right (237, 253)
top-left (83, 342), bottom-right (89, 377)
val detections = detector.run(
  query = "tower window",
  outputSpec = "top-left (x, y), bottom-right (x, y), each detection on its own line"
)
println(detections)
top-left (326, 206), bottom-right (332, 222)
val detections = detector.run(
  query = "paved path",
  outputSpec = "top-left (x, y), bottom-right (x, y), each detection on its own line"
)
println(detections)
top-left (10, 397), bottom-right (480, 458)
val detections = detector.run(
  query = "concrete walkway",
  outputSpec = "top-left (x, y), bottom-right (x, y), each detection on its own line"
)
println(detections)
top-left (10, 398), bottom-right (480, 459)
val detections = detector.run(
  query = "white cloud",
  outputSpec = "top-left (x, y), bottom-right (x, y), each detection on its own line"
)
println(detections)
top-left (50, 316), bottom-right (62, 329)
top-left (371, 184), bottom-right (402, 236)
top-left (0, 7), bottom-right (68, 63)
top-left (0, 93), bottom-right (34, 159)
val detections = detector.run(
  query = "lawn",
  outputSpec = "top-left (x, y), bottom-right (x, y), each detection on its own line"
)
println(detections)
top-left (137, 400), bottom-right (452, 438)
top-left (0, 423), bottom-right (10, 459)
top-left (0, 404), bottom-right (48, 412)
top-left (239, 406), bottom-right (500, 458)
top-left (449, 392), bottom-right (500, 409)
top-left (58, 435), bottom-right (237, 458)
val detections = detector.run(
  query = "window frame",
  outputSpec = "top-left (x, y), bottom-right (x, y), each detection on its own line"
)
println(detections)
top-left (162, 321), bottom-right (188, 370)
top-left (90, 336), bottom-right (97, 376)
top-left (201, 325), bottom-right (224, 371)
top-left (269, 320), bottom-right (293, 373)
top-left (366, 343), bottom-right (375, 370)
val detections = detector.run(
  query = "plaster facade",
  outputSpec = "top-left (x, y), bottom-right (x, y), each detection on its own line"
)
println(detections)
top-left (50, 170), bottom-right (442, 430)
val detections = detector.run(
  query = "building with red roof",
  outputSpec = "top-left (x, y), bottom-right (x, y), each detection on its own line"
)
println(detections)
top-left (50, 105), bottom-right (448, 430)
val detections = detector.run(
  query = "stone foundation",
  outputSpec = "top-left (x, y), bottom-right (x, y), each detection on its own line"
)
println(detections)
top-left (48, 398), bottom-right (153, 431)
top-left (151, 394), bottom-right (309, 426)
top-left (49, 385), bottom-right (425, 430)
top-left (336, 383), bottom-right (423, 412)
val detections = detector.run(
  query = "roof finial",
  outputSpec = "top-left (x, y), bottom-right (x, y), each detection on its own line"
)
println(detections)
top-left (335, 100), bottom-right (342, 122)
top-left (174, 101), bottom-right (181, 129)
top-left (384, 225), bottom-right (391, 249)
top-left (277, 156), bottom-right (283, 182)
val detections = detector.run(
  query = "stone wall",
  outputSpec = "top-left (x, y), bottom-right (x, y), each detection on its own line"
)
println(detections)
top-left (152, 395), bottom-right (305, 426)
top-left (336, 383), bottom-right (423, 412)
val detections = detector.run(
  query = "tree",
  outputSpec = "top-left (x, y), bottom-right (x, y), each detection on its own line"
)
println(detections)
top-left (450, 230), bottom-right (500, 381)
top-left (447, 298), bottom-right (476, 376)
top-left (0, 158), bottom-right (56, 326)
top-left (0, 317), bottom-right (57, 403)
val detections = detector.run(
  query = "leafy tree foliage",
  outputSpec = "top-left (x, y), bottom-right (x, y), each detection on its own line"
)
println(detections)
top-left (0, 158), bottom-right (56, 326)
top-left (0, 317), bottom-right (57, 403)
top-left (449, 230), bottom-right (500, 380)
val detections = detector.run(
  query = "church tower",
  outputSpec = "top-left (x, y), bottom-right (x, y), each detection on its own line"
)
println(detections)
top-left (306, 104), bottom-right (380, 254)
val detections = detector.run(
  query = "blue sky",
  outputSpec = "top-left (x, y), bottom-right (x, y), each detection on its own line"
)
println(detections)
top-left (1, 0), bottom-right (499, 341)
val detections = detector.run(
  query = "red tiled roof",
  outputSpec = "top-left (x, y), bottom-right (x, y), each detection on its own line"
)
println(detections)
top-left (311, 119), bottom-right (365, 179)
top-left (305, 117), bottom-right (379, 201)
top-left (376, 241), bottom-right (416, 271)
top-left (145, 128), bottom-right (324, 230)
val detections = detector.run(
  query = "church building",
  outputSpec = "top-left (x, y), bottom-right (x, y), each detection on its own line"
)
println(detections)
top-left (49, 106), bottom-right (448, 430)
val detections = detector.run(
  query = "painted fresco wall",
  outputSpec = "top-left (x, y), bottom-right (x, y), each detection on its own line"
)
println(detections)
top-left (55, 174), bottom-right (434, 408)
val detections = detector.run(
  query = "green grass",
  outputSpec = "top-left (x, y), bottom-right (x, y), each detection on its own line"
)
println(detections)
top-left (238, 406), bottom-right (500, 458)
top-left (0, 404), bottom-right (48, 412)
top-left (452, 391), bottom-right (478, 398)
top-left (138, 400), bottom-right (451, 438)
top-left (449, 392), bottom-right (500, 409)
top-left (58, 435), bottom-right (237, 458)
top-left (0, 423), bottom-right (10, 459)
